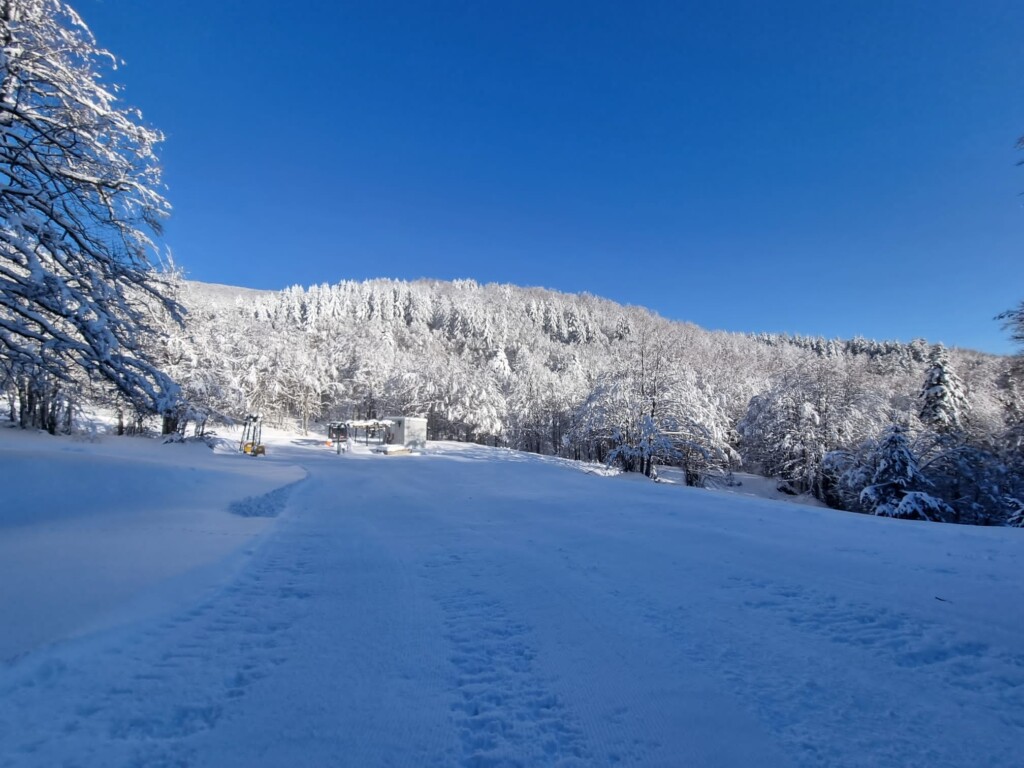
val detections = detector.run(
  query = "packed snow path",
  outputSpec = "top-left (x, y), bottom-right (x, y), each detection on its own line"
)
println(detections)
top-left (2, 439), bottom-right (1023, 767)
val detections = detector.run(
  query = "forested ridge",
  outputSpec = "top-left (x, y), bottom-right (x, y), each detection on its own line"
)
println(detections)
top-left (121, 277), bottom-right (1019, 527)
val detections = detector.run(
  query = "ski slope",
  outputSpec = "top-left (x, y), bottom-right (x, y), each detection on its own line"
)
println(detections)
top-left (1, 429), bottom-right (1022, 767)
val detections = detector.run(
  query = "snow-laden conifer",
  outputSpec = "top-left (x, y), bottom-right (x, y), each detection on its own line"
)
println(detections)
top-left (859, 423), bottom-right (952, 521)
top-left (919, 344), bottom-right (969, 432)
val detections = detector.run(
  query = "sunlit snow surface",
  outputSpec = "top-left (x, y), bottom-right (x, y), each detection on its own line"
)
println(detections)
top-left (0, 427), bottom-right (1022, 767)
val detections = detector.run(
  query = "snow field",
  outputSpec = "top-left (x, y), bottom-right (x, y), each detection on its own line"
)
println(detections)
top-left (0, 432), bottom-right (1022, 767)
top-left (0, 427), bottom-right (305, 662)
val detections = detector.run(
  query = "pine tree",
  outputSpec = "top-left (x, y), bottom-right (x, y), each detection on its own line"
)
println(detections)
top-left (919, 344), bottom-right (969, 432)
top-left (1007, 497), bottom-right (1024, 528)
top-left (859, 424), bottom-right (951, 522)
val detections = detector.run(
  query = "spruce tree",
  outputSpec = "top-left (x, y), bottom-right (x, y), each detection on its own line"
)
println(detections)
top-left (860, 424), bottom-right (952, 522)
top-left (919, 345), bottom-right (969, 433)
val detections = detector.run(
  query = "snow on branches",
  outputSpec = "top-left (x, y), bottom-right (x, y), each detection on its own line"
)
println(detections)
top-left (857, 424), bottom-right (953, 522)
top-left (919, 344), bottom-right (969, 433)
top-left (0, 0), bottom-right (179, 422)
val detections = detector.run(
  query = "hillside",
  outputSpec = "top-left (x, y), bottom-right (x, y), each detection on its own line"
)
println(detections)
top-left (158, 277), bottom-right (1021, 525)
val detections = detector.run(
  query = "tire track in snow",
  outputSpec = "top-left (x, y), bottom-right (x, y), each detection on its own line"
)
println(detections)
top-left (425, 553), bottom-right (591, 767)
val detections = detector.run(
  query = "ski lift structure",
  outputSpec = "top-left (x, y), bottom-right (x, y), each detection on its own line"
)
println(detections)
top-left (327, 416), bottom-right (427, 455)
top-left (240, 414), bottom-right (265, 456)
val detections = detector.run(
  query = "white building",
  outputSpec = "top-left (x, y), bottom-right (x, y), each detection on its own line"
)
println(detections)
top-left (386, 416), bottom-right (427, 449)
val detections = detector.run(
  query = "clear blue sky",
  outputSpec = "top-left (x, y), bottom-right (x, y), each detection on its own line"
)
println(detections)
top-left (79, 0), bottom-right (1023, 353)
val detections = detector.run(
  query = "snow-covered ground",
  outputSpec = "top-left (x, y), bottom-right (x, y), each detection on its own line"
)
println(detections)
top-left (0, 427), bottom-right (305, 662)
top-left (1, 427), bottom-right (1022, 767)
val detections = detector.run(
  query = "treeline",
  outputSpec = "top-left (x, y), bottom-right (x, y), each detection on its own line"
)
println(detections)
top-left (3, 276), bottom-right (1021, 526)
top-left (152, 278), bottom-right (1021, 526)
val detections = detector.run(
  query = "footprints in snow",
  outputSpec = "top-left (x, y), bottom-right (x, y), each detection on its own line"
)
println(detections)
top-left (727, 576), bottom-right (1024, 726)
top-left (0, 545), bottom-right (317, 767)
top-left (732, 577), bottom-right (1022, 678)
top-left (427, 555), bottom-right (590, 767)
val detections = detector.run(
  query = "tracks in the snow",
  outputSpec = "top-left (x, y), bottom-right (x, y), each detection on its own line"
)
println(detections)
top-left (0, 483), bottom-right (316, 768)
top-left (627, 574), bottom-right (1024, 768)
top-left (425, 552), bottom-right (591, 768)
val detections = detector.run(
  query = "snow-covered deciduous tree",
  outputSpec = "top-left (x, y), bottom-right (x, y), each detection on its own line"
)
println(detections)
top-left (739, 358), bottom-right (884, 499)
top-left (0, 0), bottom-right (178, 426)
top-left (576, 374), bottom-right (655, 474)
top-left (998, 300), bottom-right (1024, 364)
top-left (919, 344), bottom-right (969, 433)
top-left (572, 313), bottom-right (734, 481)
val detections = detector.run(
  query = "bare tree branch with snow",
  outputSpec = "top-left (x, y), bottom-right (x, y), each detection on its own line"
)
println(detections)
top-left (0, 0), bottom-right (179, 423)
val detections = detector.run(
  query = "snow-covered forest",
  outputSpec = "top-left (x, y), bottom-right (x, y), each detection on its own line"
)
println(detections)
top-left (70, 276), bottom-right (1014, 528)
top-left (0, 0), bottom-right (1021, 529)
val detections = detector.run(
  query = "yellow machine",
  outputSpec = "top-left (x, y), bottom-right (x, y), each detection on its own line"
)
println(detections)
top-left (239, 414), bottom-right (265, 456)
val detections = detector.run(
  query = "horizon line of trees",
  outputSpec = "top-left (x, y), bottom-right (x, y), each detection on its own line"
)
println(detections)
top-left (110, 277), bottom-right (1023, 528)
top-left (7, 275), bottom-right (1022, 527)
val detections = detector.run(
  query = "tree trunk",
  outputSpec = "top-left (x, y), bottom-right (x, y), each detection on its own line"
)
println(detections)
top-left (162, 414), bottom-right (178, 435)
